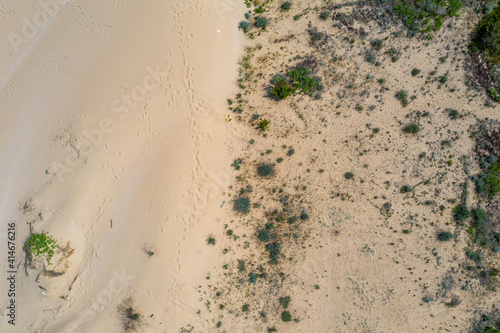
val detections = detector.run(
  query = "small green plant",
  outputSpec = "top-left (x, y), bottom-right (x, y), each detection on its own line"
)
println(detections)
top-left (257, 164), bottom-right (274, 177)
top-left (242, 304), bottom-right (250, 312)
top-left (372, 39), bottom-right (384, 51)
top-left (25, 231), bottom-right (58, 264)
top-left (281, 311), bottom-right (292, 322)
top-left (258, 119), bottom-right (270, 131)
top-left (254, 16), bottom-right (268, 28)
top-left (238, 21), bottom-right (249, 32)
top-left (281, 1), bottom-right (291, 10)
top-left (287, 148), bottom-right (295, 156)
top-left (118, 298), bottom-right (142, 332)
top-left (403, 123), bottom-right (420, 134)
top-left (447, 109), bottom-right (459, 119)
top-left (466, 248), bottom-right (483, 262)
top-left (411, 68), bottom-right (421, 76)
top-left (234, 197), bottom-right (250, 214)
top-left (396, 90), bottom-right (409, 107)
top-left (238, 259), bottom-right (246, 272)
top-left (345, 172), bottom-right (354, 179)
top-left (207, 236), bottom-right (216, 245)
top-left (400, 185), bottom-right (414, 193)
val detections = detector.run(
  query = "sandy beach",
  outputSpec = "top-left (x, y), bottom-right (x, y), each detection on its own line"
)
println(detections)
top-left (0, 0), bottom-right (244, 332)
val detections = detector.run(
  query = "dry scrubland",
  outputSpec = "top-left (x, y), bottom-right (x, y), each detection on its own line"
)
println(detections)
top-left (187, 0), bottom-right (500, 332)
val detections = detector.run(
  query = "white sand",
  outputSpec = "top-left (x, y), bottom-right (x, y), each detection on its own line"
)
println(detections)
top-left (0, 0), bottom-right (245, 331)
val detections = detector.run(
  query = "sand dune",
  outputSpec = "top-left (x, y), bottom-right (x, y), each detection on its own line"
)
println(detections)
top-left (0, 0), bottom-right (244, 331)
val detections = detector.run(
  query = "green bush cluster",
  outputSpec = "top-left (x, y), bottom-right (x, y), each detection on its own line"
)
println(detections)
top-left (281, 1), bottom-right (291, 10)
top-left (279, 296), bottom-right (291, 308)
top-left (267, 242), bottom-right (282, 264)
top-left (469, 208), bottom-right (500, 252)
top-left (396, 90), bottom-right (409, 107)
top-left (403, 123), bottom-right (420, 134)
top-left (239, 21), bottom-right (250, 32)
top-left (234, 197), bottom-right (250, 214)
top-left (472, 6), bottom-right (500, 66)
top-left (257, 229), bottom-right (270, 242)
top-left (474, 162), bottom-right (500, 197)
top-left (270, 66), bottom-right (322, 100)
top-left (393, 0), bottom-right (462, 34)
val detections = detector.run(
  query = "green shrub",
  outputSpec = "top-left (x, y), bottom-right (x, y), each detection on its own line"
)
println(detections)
top-left (238, 259), bottom-right (246, 272)
top-left (371, 39), bottom-right (384, 51)
top-left (454, 204), bottom-right (471, 222)
top-left (472, 6), bottom-right (500, 66)
top-left (287, 66), bottom-right (321, 95)
top-left (267, 242), bottom-right (282, 264)
top-left (257, 229), bottom-right (270, 242)
top-left (281, 1), bottom-right (291, 10)
top-left (281, 311), bottom-right (292, 322)
top-left (279, 296), bottom-right (291, 308)
top-left (249, 273), bottom-right (258, 283)
top-left (400, 185), bottom-right (414, 193)
top-left (257, 164), bottom-right (274, 177)
top-left (238, 21), bottom-right (250, 32)
top-left (287, 148), bottom-right (295, 156)
top-left (411, 68), bottom-right (421, 76)
top-left (437, 231), bottom-right (454, 241)
top-left (271, 66), bottom-right (321, 100)
top-left (403, 123), bottom-right (420, 134)
top-left (234, 197), bottom-right (250, 214)
top-left (242, 304), bottom-right (250, 312)
top-left (254, 16), bottom-right (268, 28)
top-left (26, 231), bottom-right (58, 264)
top-left (345, 172), bottom-right (354, 179)
top-left (396, 90), bottom-right (409, 107)
top-left (300, 210), bottom-right (309, 220)
top-left (319, 11), bottom-right (330, 20)
top-left (447, 109), bottom-right (459, 119)
top-left (473, 208), bottom-right (487, 223)
top-left (466, 248), bottom-right (482, 262)
top-left (271, 77), bottom-right (295, 100)
top-left (475, 163), bottom-right (500, 197)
